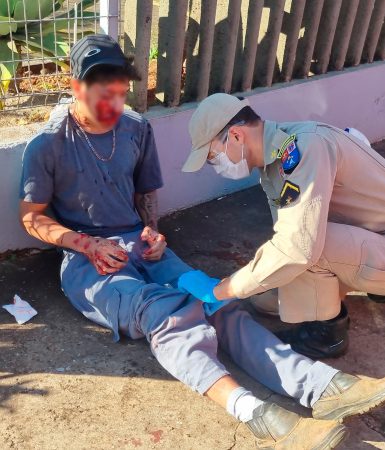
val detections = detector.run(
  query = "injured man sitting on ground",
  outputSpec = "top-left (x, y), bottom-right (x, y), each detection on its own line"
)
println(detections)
top-left (19, 34), bottom-right (385, 450)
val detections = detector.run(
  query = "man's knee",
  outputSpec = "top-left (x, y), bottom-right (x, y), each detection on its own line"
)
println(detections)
top-left (319, 222), bottom-right (385, 293)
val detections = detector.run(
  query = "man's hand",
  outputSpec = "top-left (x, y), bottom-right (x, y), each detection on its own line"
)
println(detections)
top-left (178, 270), bottom-right (221, 303)
top-left (178, 271), bottom-right (237, 315)
top-left (141, 226), bottom-right (167, 261)
top-left (19, 201), bottom-right (128, 276)
top-left (75, 235), bottom-right (129, 275)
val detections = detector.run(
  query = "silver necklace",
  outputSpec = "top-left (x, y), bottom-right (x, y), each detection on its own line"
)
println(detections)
top-left (72, 114), bottom-right (116, 162)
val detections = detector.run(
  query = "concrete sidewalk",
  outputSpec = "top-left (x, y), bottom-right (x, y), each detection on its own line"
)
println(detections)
top-left (1, 182), bottom-right (385, 448)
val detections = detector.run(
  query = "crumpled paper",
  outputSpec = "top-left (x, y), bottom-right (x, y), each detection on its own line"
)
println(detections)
top-left (3, 294), bottom-right (38, 324)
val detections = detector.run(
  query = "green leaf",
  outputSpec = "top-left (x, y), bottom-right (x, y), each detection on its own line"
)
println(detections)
top-left (13, 0), bottom-right (56, 22)
top-left (31, 11), bottom-right (97, 35)
top-left (0, 38), bottom-right (19, 96)
top-left (14, 31), bottom-right (69, 57)
top-left (0, 0), bottom-right (17, 17)
top-left (0, 16), bottom-right (17, 35)
top-left (76, 0), bottom-right (97, 12)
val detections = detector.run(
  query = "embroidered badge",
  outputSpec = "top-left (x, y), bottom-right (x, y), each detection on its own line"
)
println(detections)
top-left (279, 181), bottom-right (300, 207)
top-left (277, 134), bottom-right (296, 158)
top-left (277, 134), bottom-right (300, 174)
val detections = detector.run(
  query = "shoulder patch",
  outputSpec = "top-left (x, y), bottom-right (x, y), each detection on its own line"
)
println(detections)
top-left (277, 134), bottom-right (301, 174)
top-left (280, 181), bottom-right (300, 207)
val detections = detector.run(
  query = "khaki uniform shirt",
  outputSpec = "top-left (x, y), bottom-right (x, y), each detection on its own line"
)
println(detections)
top-left (229, 120), bottom-right (385, 298)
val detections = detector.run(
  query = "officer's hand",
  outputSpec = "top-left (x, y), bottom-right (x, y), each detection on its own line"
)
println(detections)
top-left (178, 270), bottom-right (221, 303)
top-left (141, 226), bottom-right (167, 261)
top-left (79, 236), bottom-right (129, 275)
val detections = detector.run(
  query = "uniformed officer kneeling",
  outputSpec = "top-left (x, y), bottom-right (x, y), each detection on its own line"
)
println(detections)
top-left (180, 93), bottom-right (385, 359)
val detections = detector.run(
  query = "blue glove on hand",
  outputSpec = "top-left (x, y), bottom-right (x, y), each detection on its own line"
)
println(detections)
top-left (178, 270), bottom-right (236, 316)
top-left (203, 299), bottom-right (234, 316)
top-left (178, 270), bottom-right (220, 303)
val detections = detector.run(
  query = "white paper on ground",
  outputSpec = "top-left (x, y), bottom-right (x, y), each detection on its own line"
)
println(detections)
top-left (3, 294), bottom-right (38, 324)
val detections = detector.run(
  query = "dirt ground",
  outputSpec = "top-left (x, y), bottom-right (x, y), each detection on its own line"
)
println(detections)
top-left (1, 182), bottom-right (385, 450)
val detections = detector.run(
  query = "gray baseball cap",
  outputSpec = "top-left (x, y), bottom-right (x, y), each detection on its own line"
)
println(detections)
top-left (182, 93), bottom-right (250, 172)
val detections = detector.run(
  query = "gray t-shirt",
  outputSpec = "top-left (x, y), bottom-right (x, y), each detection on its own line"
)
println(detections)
top-left (20, 106), bottom-right (163, 237)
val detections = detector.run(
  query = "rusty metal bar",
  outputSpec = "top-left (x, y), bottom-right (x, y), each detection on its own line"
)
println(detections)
top-left (131, 0), bottom-right (152, 113)
top-left (346, 0), bottom-right (376, 66)
top-left (376, 22), bottom-right (385, 60)
top-left (315, 0), bottom-right (343, 74)
top-left (262, 0), bottom-right (285, 87)
top-left (281, 0), bottom-right (306, 82)
top-left (220, 0), bottom-right (242, 92)
top-left (241, 0), bottom-right (264, 91)
top-left (330, 0), bottom-right (359, 71)
top-left (196, 0), bottom-right (217, 100)
top-left (295, 0), bottom-right (325, 78)
top-left (161, 0), bottom-right (189, 106)
top-left (363, 0), bottom-right (385, 63)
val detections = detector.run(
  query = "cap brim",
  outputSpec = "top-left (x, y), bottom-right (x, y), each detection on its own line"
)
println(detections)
top-left (182, 143), bottom-right (211, 172)
top-left (79, 57), bottom-right (127, 79)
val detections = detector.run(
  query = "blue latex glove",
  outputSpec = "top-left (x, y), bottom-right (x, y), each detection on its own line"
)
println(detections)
top-left (178, 270), bottom-right (220, 303)
top-left (178, 270), bottom-right (236, 315)
top-left (203, 299), bottom-right (234, 316)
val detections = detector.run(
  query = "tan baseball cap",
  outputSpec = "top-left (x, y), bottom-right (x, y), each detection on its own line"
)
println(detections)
top-left (182, 93), bottom-right (250, 172)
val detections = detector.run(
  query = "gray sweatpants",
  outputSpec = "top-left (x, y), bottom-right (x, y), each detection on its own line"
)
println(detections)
top-left (61, 230), bottom-right (337, 408)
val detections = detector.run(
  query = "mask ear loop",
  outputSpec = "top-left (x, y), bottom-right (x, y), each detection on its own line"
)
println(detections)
top-left (224, 130), bottom-right (230, 156)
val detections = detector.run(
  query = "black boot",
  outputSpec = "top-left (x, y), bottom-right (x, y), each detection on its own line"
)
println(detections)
top-left (274, 304), bottom-right (349, 359)
top-left (367, 293), bottom-right (385, 303)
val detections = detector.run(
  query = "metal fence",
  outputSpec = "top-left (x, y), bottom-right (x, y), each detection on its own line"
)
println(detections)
top-left (125, 0), bottom-right (385, 112)
top-left (0, 0), bottom-right (119, 110)
top-left (1, 0), bottom-right (385, 113)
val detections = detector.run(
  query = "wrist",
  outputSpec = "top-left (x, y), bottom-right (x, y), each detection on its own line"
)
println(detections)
top-left (213, 279), bottom-right (234, 301)
top-left (64, 232), bottom-right (94, 253)
top-left (212, 284), bottom-right (220, 301)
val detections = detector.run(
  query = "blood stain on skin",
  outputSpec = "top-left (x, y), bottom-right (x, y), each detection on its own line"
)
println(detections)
top-left (150, 430), bottom-right (163, 444)
top-left (95, 99), bottom-right (121, 126)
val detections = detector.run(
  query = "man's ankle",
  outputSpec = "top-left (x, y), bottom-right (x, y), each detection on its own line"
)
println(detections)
top-left (226, 386), bottom-right (264, 422)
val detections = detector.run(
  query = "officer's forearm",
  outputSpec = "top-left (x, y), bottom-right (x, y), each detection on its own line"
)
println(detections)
top-left (228, 240), bottom-right (314, 299)
top-left (134, 190), bottom-right (159, 230)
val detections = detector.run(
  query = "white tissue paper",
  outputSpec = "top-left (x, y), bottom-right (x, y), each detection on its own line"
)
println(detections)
top-left (3, 294), bottom-right (38, 324)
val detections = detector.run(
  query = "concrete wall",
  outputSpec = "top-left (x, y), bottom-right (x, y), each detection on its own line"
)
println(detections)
top-left (1, 62), bottom-right (385, 252)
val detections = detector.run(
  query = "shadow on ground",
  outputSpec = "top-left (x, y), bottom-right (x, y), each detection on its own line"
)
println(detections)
top-left (1, 183), bottom-right (385, 449)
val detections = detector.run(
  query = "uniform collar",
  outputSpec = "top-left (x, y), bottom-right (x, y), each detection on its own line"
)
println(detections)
top-left (263, 120), bottom-right (291, 171)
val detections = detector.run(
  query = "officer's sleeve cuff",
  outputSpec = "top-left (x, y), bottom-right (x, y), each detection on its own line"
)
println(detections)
top-left (229, 265), bottom-right (265, 299)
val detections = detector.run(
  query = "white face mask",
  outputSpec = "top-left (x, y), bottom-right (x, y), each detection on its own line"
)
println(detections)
top-left (213, 131), bottom-right (250, 180)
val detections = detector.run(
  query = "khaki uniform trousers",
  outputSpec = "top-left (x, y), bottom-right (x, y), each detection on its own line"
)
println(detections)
top-left (279, 222), bottom-right (385, 322)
